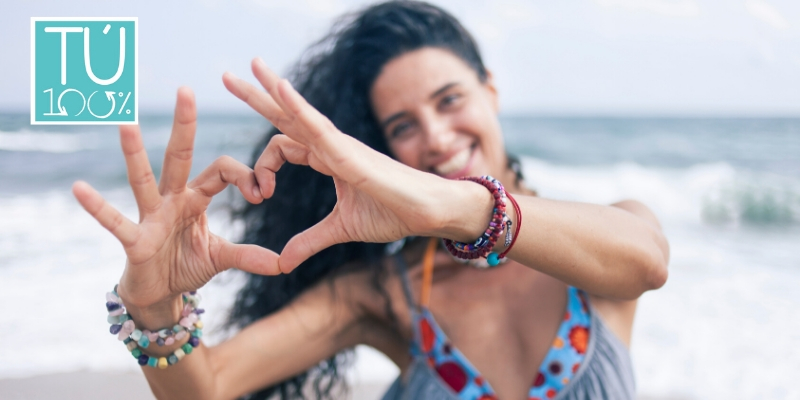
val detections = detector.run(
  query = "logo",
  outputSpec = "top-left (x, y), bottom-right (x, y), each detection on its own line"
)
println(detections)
top-left (31, 17), bottom-right (137, 125)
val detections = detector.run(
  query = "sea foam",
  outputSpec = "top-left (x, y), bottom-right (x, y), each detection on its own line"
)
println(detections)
top-left (0, 158), bottom-right (798, 399)
top-left (0, 130), bottom-right (102, 153)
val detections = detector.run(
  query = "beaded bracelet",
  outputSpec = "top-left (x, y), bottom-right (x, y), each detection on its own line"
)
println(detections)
top-left (483, 191), bottom-right (523, 266)
top-left (107, 287), bottom-right (204, 347)
top-left (106, 285), bottom-right (203, 368)
top-left (443, 237), bottom-right (510, 269)
top-left (125, 329), bottom-right (203, 369)
top-left (443, 176), bottom-right (509, 262)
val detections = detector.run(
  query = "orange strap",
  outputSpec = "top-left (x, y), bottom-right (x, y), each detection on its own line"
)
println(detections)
top-left (420, 237), bottom-right (438, 308)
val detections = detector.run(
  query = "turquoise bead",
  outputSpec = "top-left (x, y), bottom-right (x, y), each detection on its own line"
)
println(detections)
top-left (173, 324), bottom-right (182, 333)
top-left (119, 314), bottom-right (130, 323)
top-left (191, 329), bottom-right (203, 338)
top-left (487, 252), bottom-right (500, 266)
top-left (131, 349), bottom-right (141, 358)
top-left (167, 355), bottom-right (178, 365)
top-left (107, 315), bottom-right (121, 324)
top-left (147, 357), bottom-right (158, 368)
top-left (138, 336), bottom-right (150, 349)
top-left (181, 343), bottom-right (193, 355)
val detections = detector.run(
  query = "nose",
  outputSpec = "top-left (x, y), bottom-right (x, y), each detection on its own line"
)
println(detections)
top-left (421, 114), bottom-right (456, 154)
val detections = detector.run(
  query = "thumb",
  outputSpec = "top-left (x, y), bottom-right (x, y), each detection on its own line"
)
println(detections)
top-left (214, 239), bottom-right (282, 275)
top-left (278, 213), bottom-right (343, 273)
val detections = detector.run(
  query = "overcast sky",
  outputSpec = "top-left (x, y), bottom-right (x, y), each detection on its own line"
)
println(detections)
top-left (2, 0), bottom-right (799, 115)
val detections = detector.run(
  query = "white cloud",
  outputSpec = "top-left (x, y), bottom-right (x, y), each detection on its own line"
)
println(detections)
top-left (594, 0), bottom-right (700, 18)
top-left (495, 0), bottom-right (542, 24)
top-left (745, 1), bottom-right (790, 30)
top-left (245, 0), bottom-right (346, 17)
top-left (452, 0), bottom-right (543, 45)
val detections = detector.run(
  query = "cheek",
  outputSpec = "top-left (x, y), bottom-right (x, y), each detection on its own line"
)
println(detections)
top-left (459, 103), bottom-right (501, 145)
top-left (462, 104), bottom-right (505, 169)
top-left (389, 139), bottom-right (423, 169)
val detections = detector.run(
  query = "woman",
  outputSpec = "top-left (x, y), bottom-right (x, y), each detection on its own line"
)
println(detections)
top-left (73, 1), bottom-right (669, 399)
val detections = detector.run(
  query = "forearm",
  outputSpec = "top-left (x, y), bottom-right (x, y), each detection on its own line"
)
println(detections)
top-left (143, 344), bottom-right (217, 399)
top-left (506, 196), bottom-right (669, 299)
top-left (442, 182), bottom-right (669, 299)
top-left (121, 275), bottom-right (365, 400)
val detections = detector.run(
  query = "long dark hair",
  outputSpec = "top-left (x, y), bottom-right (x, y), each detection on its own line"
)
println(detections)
top-left (227, 1), bottom-right (489, 399)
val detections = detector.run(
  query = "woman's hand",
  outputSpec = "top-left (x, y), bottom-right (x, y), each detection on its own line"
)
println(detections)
top-left (223, 59), bottom-right (495, 273)
top-left (72, 88), bottom-right (280, 324)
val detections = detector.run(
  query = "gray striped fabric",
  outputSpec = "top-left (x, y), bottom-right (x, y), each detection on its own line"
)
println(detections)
top-left (381, 296), bottom-right (636, 400)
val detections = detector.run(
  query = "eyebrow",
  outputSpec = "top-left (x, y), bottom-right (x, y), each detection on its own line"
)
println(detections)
top-left (379, 82), bottom-right (461, 129)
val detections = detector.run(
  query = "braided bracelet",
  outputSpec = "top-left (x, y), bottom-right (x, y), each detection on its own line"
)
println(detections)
top-left (443, 176), bottom-right (509, 262)
top-left (497, 191), bottom-right (522, 259)
top-left (106, 285), bottom-right (203, 368)
top-left (484, 191), bottom-right (523, 266)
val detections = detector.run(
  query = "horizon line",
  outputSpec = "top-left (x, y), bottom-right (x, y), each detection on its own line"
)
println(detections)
top-left (1, 109), bottom-right (800, 119)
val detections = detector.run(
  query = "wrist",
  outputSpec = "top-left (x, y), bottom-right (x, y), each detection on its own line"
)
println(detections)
top-left (492, 191), bottom-right (519, 256)
top-left (120, 295), bottom-right (184, 331)
top-left (107, 286), bottom-right (205, 368)
top-left (440, 176), bottom-right (520, 268)
top-left (439, 179), bottom-right (496, 242)
top-left (116, 281), bottom-right (184, 331)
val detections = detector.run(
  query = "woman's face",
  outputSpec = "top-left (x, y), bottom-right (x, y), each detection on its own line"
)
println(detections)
top-left (370, 47), bottom-right (507, 180)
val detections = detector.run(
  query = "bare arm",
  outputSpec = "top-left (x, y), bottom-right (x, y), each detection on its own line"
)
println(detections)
top-left (72, 87), bottom-right (371, 400)
top-left (136, 272), bottom-right (367, 400)
top-left (224, 58), bottom-right (669, 307)
top-left (484, 195), bottom-right (670, 300)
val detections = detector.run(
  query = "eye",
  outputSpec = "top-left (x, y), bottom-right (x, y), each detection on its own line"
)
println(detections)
top-left (390, 121), bottom-right (414, 139)
top-left (439, 93), bottom-right (462, 109)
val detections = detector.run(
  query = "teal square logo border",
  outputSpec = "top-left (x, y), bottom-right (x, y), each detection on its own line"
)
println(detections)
top-left (30, 17), bottom-right (138, 125)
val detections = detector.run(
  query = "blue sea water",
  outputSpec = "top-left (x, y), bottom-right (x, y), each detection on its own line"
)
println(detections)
top-left (0, 113), bottom-right (798, 399)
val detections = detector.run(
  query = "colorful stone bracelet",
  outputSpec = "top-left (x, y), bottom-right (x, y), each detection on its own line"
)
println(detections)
top-left (125, 329), bottom-right (202, 369)
top-left (106, 285), bottom-right (203, 368)
top-left (107, 286), bottom-right (204, 347)
top-left (443, 176), bottom-right (509, 263)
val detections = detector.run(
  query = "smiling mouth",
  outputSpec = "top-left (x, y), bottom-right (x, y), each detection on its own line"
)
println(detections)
top-left (433, 145), bottom-right (474, 177)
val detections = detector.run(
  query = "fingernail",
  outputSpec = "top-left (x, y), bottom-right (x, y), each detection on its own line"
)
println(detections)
top-left (252, 185), bottom-right (261, 198)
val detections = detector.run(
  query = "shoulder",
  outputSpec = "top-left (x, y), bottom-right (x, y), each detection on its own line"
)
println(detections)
top-left (318, 260), bottom-right (413, 366)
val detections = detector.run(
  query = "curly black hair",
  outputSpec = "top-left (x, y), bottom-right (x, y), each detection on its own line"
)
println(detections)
top-left (227, 1), bottom-right (489, 399)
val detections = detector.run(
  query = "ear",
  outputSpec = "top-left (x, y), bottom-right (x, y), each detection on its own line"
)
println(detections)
top-left (483, 69), bottom-right (500, 113)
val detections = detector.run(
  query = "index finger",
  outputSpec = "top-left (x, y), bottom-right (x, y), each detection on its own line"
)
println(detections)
top-left (249, 59), bottom-right (339, 150)
top-left (222, 71), bottom-right (292, 131)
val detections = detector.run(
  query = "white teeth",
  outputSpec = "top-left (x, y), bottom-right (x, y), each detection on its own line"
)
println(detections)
top-left (434, 147), bottom-right (471, 176)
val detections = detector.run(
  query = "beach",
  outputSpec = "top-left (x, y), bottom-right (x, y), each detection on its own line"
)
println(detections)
top-left (0, 371), bottom-right (394, 400)
top-left (1, 371), bottom-right (695, 399)
top-left (1, 114), bottom-right (799, 399)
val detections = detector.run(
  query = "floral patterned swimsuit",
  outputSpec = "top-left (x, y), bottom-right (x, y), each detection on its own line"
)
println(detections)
top-left (410, 287), bottom-right (592, 400)
top-left (396, 240), bottom-right (593, 400)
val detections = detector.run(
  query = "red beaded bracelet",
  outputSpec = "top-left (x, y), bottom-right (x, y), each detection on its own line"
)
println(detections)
top-left (443, 176), bottom-right (508, 261)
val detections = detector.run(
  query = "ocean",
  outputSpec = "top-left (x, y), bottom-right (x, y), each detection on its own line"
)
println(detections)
top-left (1, 113), bottom-right (798, 399)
